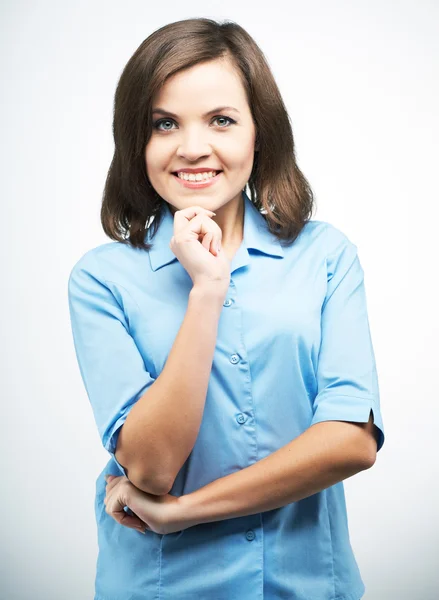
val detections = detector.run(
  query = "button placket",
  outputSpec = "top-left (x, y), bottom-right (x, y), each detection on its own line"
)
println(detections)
top-left (221, 280), bottom-right (261, 552)
top-left (245, 530), bottom-right (255, 541)
top-left (236, 413), bottom-right (247, 425)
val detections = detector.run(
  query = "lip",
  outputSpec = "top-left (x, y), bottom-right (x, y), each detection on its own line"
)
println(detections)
top-left (172, 171), bottom-right (222, 189)
top-left (174, 168), bottom-right (222, 174)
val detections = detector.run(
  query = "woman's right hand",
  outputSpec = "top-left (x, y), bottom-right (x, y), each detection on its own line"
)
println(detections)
top-left (169, 205), bottom-right (231, 291)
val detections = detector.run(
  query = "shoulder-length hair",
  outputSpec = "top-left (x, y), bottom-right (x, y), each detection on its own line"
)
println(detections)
top-left (101, 17), bottom-right (315, 250)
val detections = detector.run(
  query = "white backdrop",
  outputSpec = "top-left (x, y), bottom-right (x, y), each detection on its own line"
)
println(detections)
top-left (1, 1), bottom-right (437, 598)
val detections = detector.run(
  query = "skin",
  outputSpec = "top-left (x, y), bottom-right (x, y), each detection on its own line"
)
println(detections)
top-left (103, 57), bottom-right (260, 536)
top-left (144, 56), bottom-right (259, 258)
top-left (104, 412), bottom-right (378, 536)
top-left (104, 58), bottom-right (380, 536)
top-left (104, 474), bottom-right (183, 535)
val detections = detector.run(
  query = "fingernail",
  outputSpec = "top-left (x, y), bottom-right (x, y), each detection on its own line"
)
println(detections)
top-left (137, 527), bottom-right (146, 534)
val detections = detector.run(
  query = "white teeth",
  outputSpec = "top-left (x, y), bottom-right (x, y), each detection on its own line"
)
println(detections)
top-left (177, 171), bottom-right (218, 181)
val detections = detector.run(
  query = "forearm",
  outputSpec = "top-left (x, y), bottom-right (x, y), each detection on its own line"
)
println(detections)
top-left (179, 420), bottom-right (373, 525)
top-left (117, 284), bottom-right (225, 494)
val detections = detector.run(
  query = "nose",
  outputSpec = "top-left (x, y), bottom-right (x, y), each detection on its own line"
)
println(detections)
top-left (176, 129), bottom-right (212, 162)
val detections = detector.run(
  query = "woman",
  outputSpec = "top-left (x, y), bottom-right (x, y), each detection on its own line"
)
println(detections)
top-left (68, 17), bottom-right (385, 600)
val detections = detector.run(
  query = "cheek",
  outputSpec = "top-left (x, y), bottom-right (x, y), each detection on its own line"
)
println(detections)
top-left (222, 131), bottom-right (256, 164)
top-left (145, 142), bottom-right (169, 173)
top-left (227, 147), bottom-right (256, 169)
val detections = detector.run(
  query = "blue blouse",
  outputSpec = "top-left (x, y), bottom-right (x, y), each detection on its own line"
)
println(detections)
top-left (68, 190), bottom-right (385, 600)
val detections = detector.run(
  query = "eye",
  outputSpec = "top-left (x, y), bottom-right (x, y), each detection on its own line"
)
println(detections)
top-left (152, 115), bottom-right (236, 131)
top-left (153, 119), bottom-right (176, 131)
top-left (211, 116), bottom-right (236, 127)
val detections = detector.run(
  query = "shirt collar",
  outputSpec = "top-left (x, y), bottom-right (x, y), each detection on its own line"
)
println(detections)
top-left (147, 190), bottom-right (284, 273)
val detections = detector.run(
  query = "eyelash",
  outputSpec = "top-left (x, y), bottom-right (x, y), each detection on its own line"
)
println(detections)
top-left (152, 115), bottom-right (236, 131)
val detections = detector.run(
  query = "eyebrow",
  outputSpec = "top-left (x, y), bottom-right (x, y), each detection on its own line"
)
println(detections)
top-left (151, 106), bottom-right (241, 118)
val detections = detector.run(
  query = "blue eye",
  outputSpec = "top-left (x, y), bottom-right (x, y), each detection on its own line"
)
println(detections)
top-left (153, 119), bottom-right (175, 131)
top-left (212, 116), bottom-right (235, 127)
top-left (152, 115), bottom-right (236, 131)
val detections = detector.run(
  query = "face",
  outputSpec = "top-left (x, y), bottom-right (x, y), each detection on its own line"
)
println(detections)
top-left (144, 57), bottom-right (257, 214)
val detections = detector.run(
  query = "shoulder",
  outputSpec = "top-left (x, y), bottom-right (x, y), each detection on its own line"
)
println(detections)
top-left (326, 222), bottom-right (357, 252)
top-left (307, 220), bottom-right (358, 258)
top-left (321, 222), bottom-right (361, 285)
top-left (68, 241), bottom-right (140, 284)
top-left (297, 219), bottom-right (355, 252)
top-left (298, 220), bottom-right (359, 284)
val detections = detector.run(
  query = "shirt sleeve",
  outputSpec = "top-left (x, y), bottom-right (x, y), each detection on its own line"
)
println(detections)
top-left (310, 226), bottom-right (385, 453)
top-left (67, 251), bottom-right (156, 477)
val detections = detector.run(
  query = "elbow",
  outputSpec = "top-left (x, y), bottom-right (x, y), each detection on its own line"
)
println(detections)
top-left (129, 458), bottom-right (175, 496)
top-left (363, 449), bottom-right (377, 469)
top-left (116, 452), bottom-right (173, 495)
top-left (360, 438), bottom-right (379, 469)
top-left (132, 470), bottom-right (173, 496)
top-left (361, 413), bottom-right (380, 467)
top-left (114, 429), bottom-right (174, 495)
top-left (355, 453), bottom-right (375, 472)
top-left (356, 443), bottom-right (377, 470)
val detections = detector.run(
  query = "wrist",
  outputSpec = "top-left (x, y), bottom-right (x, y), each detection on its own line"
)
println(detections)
top-left (176, 492), bottom-right (201, 530)
top-left (189, 285), bottom-right (228, 313)
top-left (191, 281), bottom-right (228, 300)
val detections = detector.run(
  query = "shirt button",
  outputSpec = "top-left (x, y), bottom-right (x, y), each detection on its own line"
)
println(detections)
top-left (230, 354), bottom-right (239, 364)
top-left (236, 413), bottom-right (247, 424)
top-left (223, 298), bottom-right (233, 307)
top-left (245, 530), bottom-right (255, 541)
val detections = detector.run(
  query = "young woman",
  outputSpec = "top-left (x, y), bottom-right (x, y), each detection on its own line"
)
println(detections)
top-left (68, 17), bottom-right (385, 600)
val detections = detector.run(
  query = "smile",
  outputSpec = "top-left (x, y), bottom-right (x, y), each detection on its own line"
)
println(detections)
top-left (172, 171), bottom-right (222, 189)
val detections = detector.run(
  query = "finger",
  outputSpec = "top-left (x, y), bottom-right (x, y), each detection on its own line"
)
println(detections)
top-left (105, 474), bottom-right (124, 483)
top-left (211, 235), bottom-right (220, 256)
top-left (202, 231), bottom-right (212, 251)
top-left (173, 207), bottom-right (216, 235)
top-left (117, 508), bottom-right (148, 533)
top-left (119, 510), bottom-right (148, 533)
top-left (174, 205), bottom-right (216, 223)
top-left (171, 210), bottom-right (222, 258)
top-left (106, 495), bottom-right (148, 533)
top-left (178, 212), bottom-right (221, 242)
top-left (105, 475), bottom-right (122, 494)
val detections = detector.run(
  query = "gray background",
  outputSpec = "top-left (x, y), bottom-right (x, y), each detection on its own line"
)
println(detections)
top-left (1, 0), bottom-right (437, 598)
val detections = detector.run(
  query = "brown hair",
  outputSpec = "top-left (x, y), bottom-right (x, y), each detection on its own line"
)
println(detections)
top-left (101, 17), bottom-right (315, 250)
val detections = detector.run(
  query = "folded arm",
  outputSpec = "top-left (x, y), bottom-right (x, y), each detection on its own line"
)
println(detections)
top-left (178, 413), bottom-right (378, 526)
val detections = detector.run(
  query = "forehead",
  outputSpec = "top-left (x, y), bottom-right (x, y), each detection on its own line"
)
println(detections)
top-left (153, 59), bottom-right (248, 109)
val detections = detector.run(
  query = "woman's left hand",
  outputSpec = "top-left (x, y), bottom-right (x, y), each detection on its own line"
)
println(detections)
top-left (104, 474), bottom-right (190, 535)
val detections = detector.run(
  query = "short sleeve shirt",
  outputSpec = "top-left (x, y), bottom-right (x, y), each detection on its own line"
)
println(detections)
top-left (68, 190), bottom-right (385, 600)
